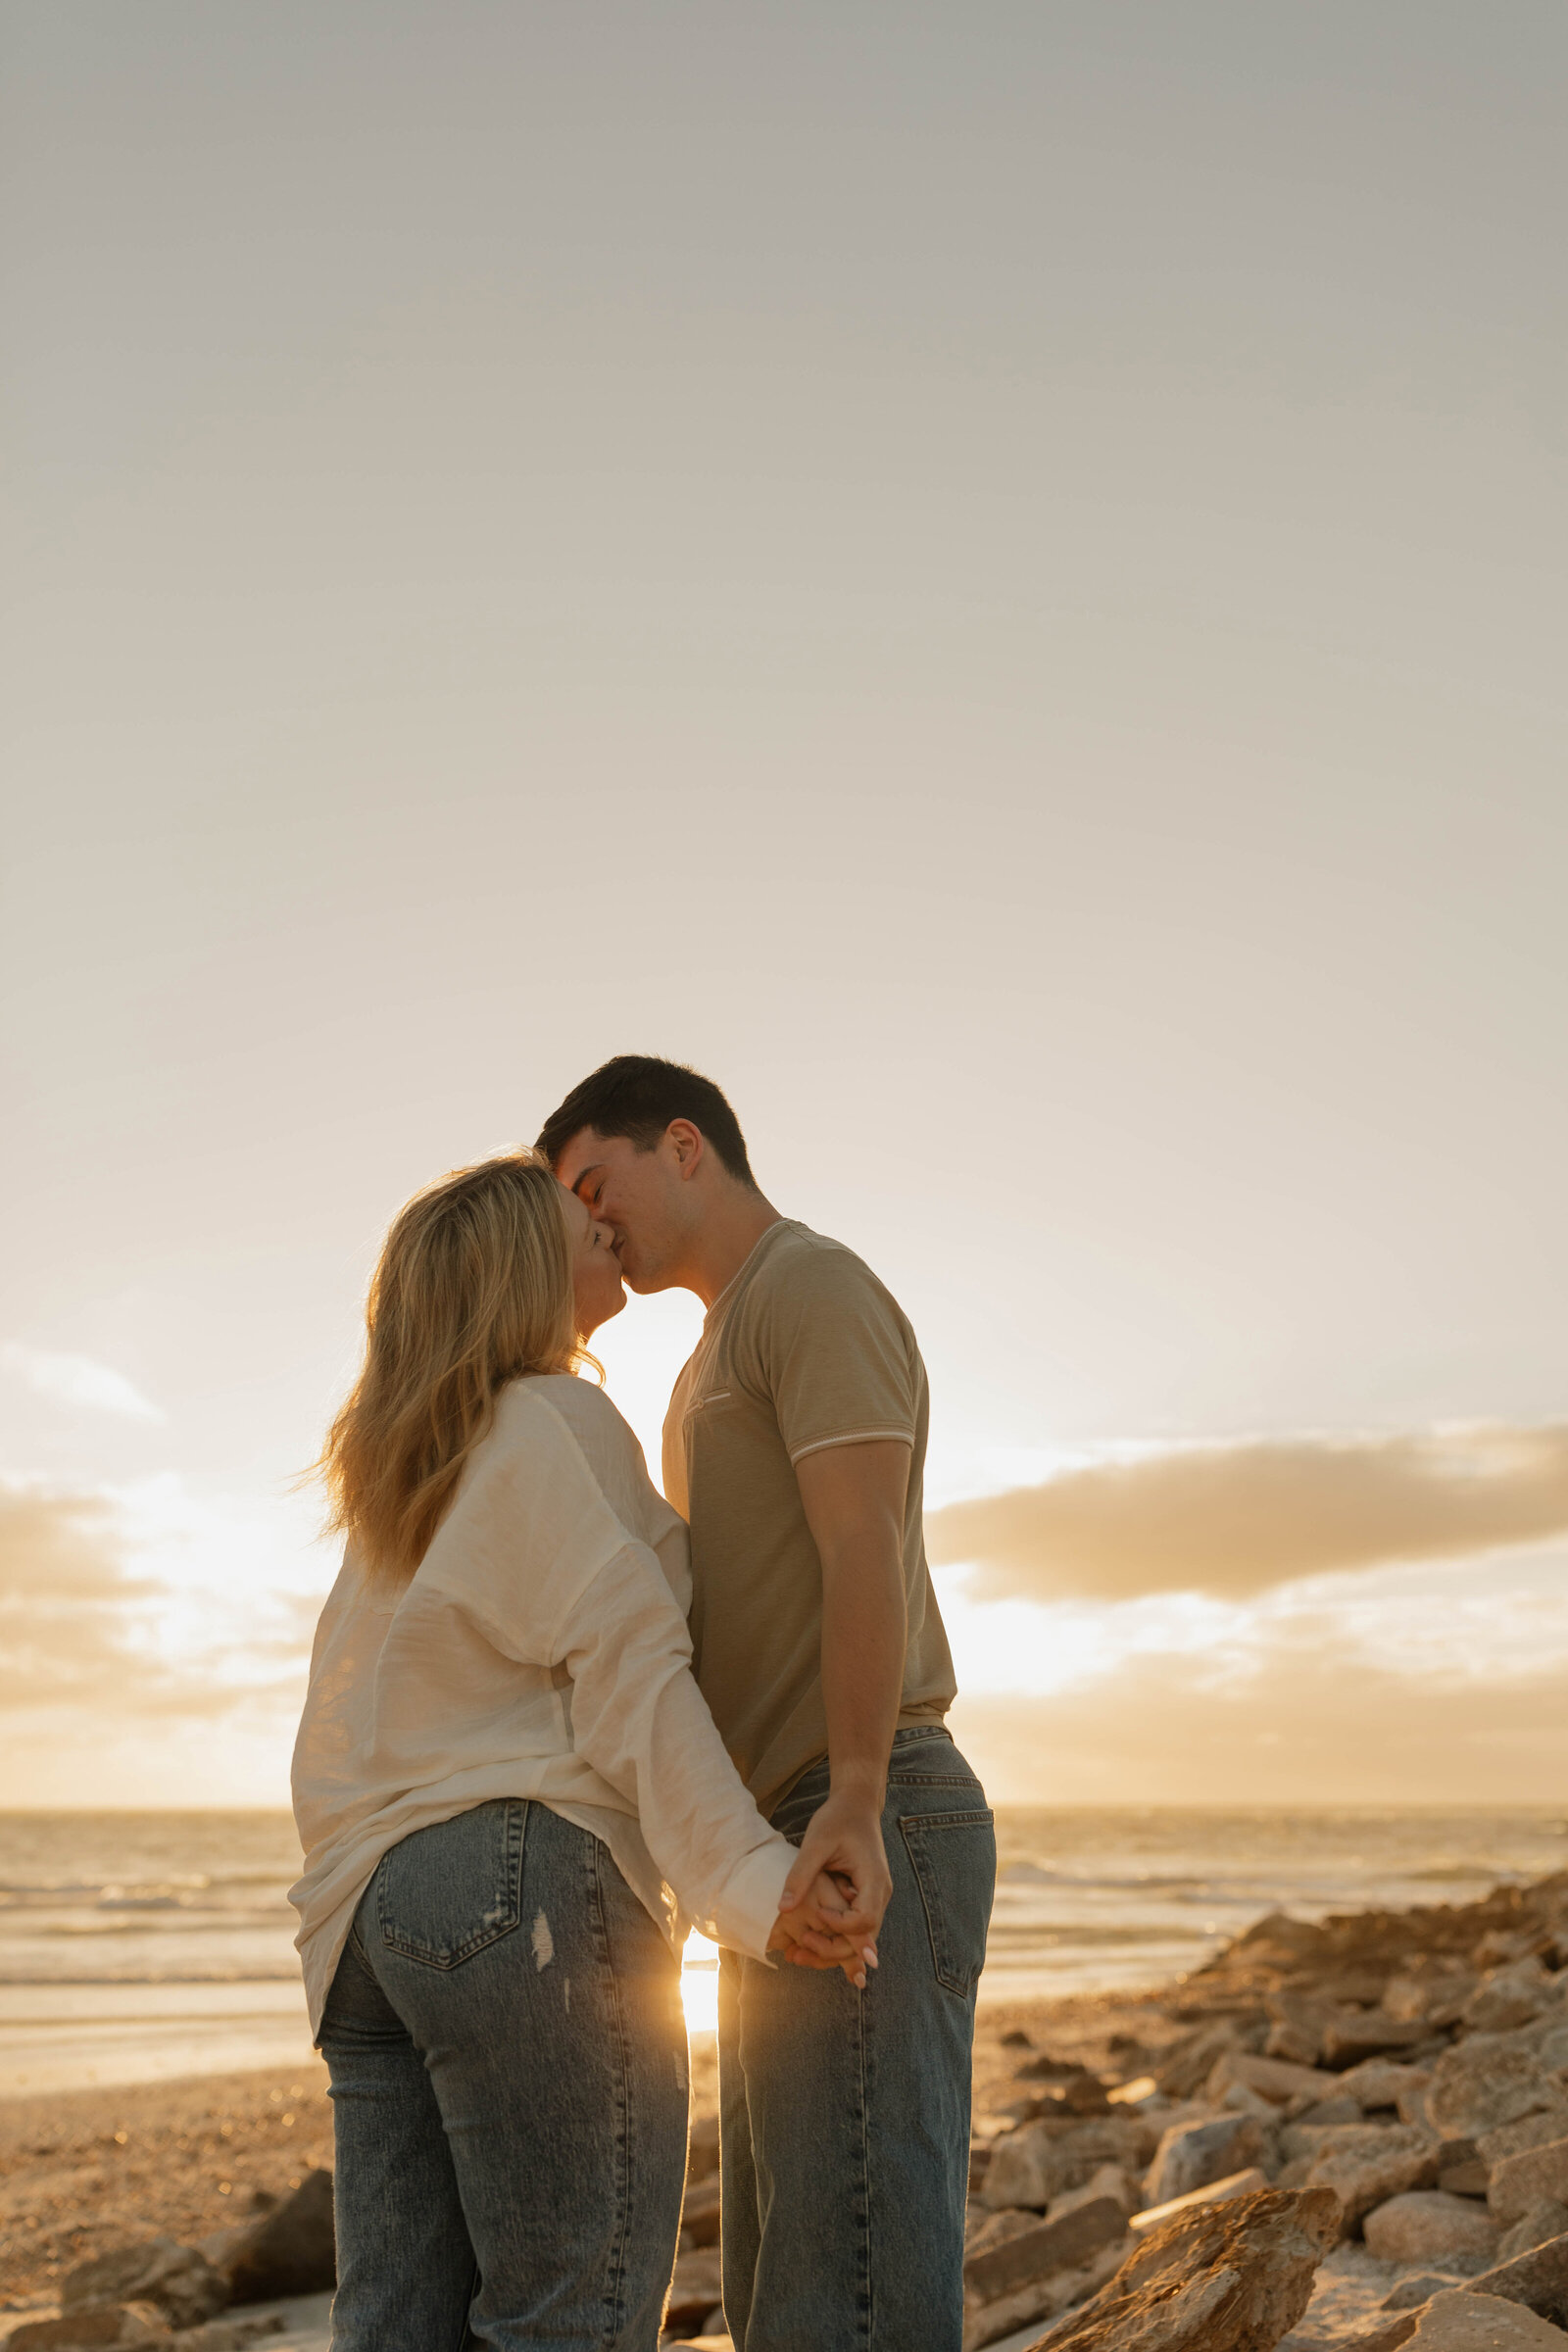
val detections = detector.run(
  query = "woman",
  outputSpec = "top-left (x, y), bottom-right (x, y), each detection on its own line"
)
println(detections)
top-left (291, 1151), bottom-right (867, 2351)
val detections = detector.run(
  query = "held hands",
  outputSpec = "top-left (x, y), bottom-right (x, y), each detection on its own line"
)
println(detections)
top-left (767, 1787), bottom-right (895, 1991)
top-left (765, 1868), bottom-right (878, 1988)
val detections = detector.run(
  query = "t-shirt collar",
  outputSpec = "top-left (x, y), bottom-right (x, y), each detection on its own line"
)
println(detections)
top-left (703, 1216), bottom-right (793, 1330)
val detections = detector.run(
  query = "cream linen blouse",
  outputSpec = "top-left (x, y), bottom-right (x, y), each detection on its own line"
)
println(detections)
top-left (289, 1372), bottom-right (793, 2034)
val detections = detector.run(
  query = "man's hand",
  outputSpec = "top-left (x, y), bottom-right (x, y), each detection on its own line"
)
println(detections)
top-left (766, 1866), bottom-right (878, 1987)
top-left (777, 1788), bottom-right (893, 1955)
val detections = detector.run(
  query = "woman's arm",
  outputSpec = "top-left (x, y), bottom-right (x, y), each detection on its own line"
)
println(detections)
top-left (555, 1542), bottom-right (869, 1975)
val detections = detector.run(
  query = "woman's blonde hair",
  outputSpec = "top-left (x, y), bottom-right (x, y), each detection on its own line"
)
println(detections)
top-left (319, 1150), bottom-right (585, 1584)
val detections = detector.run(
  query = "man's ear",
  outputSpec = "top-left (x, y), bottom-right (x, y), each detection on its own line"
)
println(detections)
top-left (665, 1119), bottom-right (706, 1179)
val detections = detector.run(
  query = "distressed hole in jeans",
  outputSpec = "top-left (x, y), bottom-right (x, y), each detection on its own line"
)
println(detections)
top-left (531, 1911), bottom-right (555, 1971)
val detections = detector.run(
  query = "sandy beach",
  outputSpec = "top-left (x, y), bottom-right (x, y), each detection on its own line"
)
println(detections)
top-left (8, 1862), bottom-right (1568, 2349)
top-left (0, 1989), bottom-right (1147, 2324)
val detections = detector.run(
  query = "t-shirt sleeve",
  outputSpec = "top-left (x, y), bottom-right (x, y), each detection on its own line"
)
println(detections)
top-left (747, 1248), bottom-right (918, 1466)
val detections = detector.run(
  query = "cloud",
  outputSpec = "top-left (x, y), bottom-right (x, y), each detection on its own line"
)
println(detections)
top-left (1, 1342), bottom-right (164, 1423)
top-left (0, 1482), bottom-right (304, 1717)
top-left (949, 1635), bottom-right (1568, 1806)
top-left (926, 1421), bottom-right (1568, 1603)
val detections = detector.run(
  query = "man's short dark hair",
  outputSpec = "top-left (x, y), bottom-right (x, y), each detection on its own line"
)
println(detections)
top-left (536, 1055), bottom-right (758, 1187)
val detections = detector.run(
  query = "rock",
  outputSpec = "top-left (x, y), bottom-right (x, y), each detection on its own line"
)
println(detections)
top-left (1049, 2166), bottom-right (1143, 2225)
top-left (664, 2247), bottom-right (724, 2335)
top-left (1210, 2050), bottom-right (1345, 2108)
top-left (1386, 2285), bottom-right (1568, 2346)
top-left (968, 2206), bottom-right (1044, 2258)
top-left (1298, 2097), bottom-right (1367, 2130)
top-left (1016, 2052), bottom-right (1091, 2082)
top-left (1440, 2147), bottom-right (1491, 2198)
top-left (1131, 2169), bottom-right (1273, 2234)
top-left (981, 2122), bottom-right (1075, 2211)
top-left (8, 2311), bottom-right (172, 2350)
top-left (687, 2113), bottom-right (721, 2182)
top-left (1470, 2230), bottom-right (1568, 2327)
top-left (1386, 1975), bottom-right (1482, 2031)
top-left (171, 2325), bottom-right (286, 2351)
top-left (62, 2241), bottom-right (227, 2331)
top-left (1267, 2020), bottom-right (1326, 2068)
top-left (1499, 2211), bottom-right (1568, 2266)
top-left (1343, 2064), bottom-right (1434, 2114)
top-left (1145, 2116), bottom-right (1268, 2207)
top-left (1001, 2028), bottom-right (1034, 2048)
top-left (1304, 2123), bottom-right (1442, 2232)
top-left (1363, 2193), bottom-right (1501, 2265)
top-left (1322, 2015), bottom-right (1432, 2071)
top-left (1059, 2073), bottom-right (1114, 2117)
top-left (1266, 1997), bottom-right (1336, 2068)
top-left (964, 2233), bottom-right (1130, 2351)
top-left (1493, 2144), bottom-right (1568, 2229)
top-left (1426, 2033), bottom-right (1568, 2143)
top-left (1387, 2277), bottom-right (1475, 2311)
top-left (1024, 2185), bottom-right (1341, 2352)
top-left (1486, 2120), bottom-right (1568, 2171)
top-left (1158, 2025), bottom-right (1249, 2100)
top-left (1225, 2080), bottom-right (1293, 2124)
top-left (1465, 1968), bottom-right (1558, 2038)
top-left (964, 2196), bottom-right (1129, 2307)
top-left (1059, 2115), bottom-right (1164, 2172)
top-left (220, 2170), bottom-right (335, 2304)
top-left (680, 2174), bottom-right (721, 2247)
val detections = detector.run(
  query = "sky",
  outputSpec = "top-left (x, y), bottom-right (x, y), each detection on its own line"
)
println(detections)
top-left (3, 3), bottom-right (1565, 1810)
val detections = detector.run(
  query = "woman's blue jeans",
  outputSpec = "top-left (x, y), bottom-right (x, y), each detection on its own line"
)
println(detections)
top-left (717, 1729), bottom-right (996, 2352)
top-left (318, 1798), bottom-right (688, 2351)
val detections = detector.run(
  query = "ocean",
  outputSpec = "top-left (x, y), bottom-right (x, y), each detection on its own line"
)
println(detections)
top-left (3, 1808), bottom-right (1565, 2097)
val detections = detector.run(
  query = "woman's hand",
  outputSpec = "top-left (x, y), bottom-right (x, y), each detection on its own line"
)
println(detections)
top-left (765, 1870), bottom-right (879, 1989)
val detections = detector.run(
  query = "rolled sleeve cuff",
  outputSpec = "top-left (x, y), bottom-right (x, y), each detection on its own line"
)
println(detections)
top-left (701, 1837), bottom-right (794, 1963)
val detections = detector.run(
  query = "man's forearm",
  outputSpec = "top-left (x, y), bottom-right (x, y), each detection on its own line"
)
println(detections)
top-left (819, 1535), bottom-right (906, 1805)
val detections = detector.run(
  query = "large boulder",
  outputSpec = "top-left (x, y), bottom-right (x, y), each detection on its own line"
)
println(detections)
top-left (1470, 2231), bottom-right (1568, 2328)
top-left (61, 2239), bottom-right (226, 2330)
top-left (219, 2169), bottom-right (335, 2304)
top-left (1363, 2192), bottom-right (1501, 2266)
top-left (1379, 2286), bottom-right (1568, 2346)
top-left (1145, 2116), bottom-right (1268, 2208)
top-left (1021, 2185), bottom-right (1341, 2352)
top-left (1304, 2125), bottom-right (1443, 2233)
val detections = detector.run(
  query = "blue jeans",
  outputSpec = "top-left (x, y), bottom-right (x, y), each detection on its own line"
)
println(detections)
top-left (717, 1729), bottom-right (996, 2352)
top-left (318, 1798), bottom-right (688, 2352)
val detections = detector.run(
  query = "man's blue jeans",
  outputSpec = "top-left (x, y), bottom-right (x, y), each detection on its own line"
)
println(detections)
top-left (718, 1729), bottom-right (996, 2352)
top-left (318, 1798), bottom-right (689, 2351)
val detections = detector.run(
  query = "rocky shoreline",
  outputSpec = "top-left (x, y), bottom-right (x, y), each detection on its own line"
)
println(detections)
top-left (5, 1867), bottom-right (1568, 2349)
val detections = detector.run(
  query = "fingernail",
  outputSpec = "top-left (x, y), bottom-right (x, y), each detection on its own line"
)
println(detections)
top-left (862, 1947), bottom-right (878, 1967)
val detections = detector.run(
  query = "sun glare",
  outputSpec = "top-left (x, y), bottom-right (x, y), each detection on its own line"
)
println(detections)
top-left (681, 1928), bottom-right (719, 2034)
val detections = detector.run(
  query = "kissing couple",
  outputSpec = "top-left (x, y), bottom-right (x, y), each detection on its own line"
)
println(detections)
top-left (290, 1056), bottom-right (996, 2350)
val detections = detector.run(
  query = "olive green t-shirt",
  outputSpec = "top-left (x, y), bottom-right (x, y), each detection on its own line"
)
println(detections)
top-left (662, 1219), bottom-right (956, 1816)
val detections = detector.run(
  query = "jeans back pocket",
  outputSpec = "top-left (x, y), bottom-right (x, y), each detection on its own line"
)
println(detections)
top-left (899, 1806), bottom-right (996, 2000)
top-left (374, 1797), bottom-right (528, 1970)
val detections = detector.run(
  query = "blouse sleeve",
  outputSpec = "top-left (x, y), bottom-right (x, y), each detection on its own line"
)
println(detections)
top-left (423, 1386), bottom-right (791, 1959)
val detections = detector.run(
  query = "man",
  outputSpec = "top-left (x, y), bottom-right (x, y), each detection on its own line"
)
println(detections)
top-left (539, 1055), bottom-right (995, 2352)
